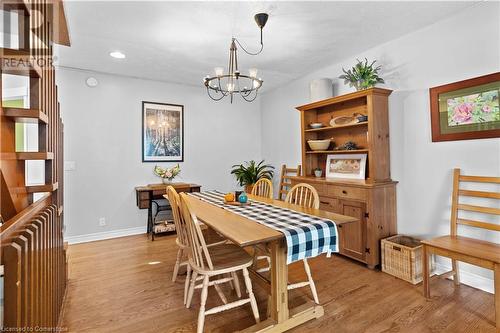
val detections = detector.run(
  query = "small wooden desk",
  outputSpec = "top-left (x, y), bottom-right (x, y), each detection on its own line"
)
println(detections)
top-left (135, 183), bottom-right (201, 240)
top-left (182, 193), bottom-right (358, 332)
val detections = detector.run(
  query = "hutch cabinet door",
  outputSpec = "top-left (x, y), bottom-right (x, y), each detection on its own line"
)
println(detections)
top-left (338, 199), bottom-right (367, 262)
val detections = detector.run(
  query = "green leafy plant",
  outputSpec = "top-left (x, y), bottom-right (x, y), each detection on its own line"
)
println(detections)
top-left (230, 160), bottom-right (274, 187)
top-left (339, 58), bottom-right (384, 91)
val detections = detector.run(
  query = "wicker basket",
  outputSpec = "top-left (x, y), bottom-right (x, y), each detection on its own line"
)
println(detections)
top-left (381, 235), bottom-right (434, 284)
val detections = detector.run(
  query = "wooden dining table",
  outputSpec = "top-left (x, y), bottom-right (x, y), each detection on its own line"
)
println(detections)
top-left (178, 193), bottom-right (359, 332)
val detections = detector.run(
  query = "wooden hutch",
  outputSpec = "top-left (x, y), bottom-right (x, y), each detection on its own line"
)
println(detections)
top-left (290, 87), bottom-right (397, 268)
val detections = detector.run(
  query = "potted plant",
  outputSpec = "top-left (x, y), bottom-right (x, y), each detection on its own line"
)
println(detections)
top-left (154, 164), bottom-right (181, 184)
top-left (313, 167), bottom-right (323, 178)
top-left (230, 160), bottom-right (274, 193)
top-left (339, 58), bottom-right (384, 91)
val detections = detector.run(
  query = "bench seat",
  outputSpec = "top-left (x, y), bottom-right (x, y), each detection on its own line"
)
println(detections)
top-left (422, 235), bottom-right (500, 266)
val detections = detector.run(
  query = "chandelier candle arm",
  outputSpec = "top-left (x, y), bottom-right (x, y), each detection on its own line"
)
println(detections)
top-left (203, 12), bottom-right (268, 103)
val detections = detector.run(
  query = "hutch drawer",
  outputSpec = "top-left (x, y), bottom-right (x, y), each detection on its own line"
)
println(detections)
top-left (308, 182), bottom-right (327, 196)
top-left (327, 185), bottom-right (367, 201)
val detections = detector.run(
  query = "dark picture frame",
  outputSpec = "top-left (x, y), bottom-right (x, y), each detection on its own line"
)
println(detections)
top-left (142, 101), bottom-right (184, 162)
top-left (430, 72), bottom-right (500, 142)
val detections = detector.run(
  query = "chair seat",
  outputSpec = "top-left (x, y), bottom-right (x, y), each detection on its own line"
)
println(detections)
top-left (196, 244), bottom-right (253, 274)
top-left (422, 235), bottom-right (500, 264)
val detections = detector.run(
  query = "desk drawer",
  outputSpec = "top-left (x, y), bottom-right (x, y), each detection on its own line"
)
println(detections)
top-left (327, 185), bottom-right (367, 201)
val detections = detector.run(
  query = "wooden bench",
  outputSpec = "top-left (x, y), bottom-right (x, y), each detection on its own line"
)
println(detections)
top-left (422, 168), bottom-right (500, 332)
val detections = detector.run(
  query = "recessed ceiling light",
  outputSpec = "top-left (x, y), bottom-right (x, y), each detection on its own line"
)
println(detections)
top-left (109, 51), bottom-right (125, 59)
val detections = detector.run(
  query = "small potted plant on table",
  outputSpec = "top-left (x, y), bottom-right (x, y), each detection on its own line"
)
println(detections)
top-left (154, 164), bottom-right (181, 184)
top-left (231, 160), bottom-right (274, 193)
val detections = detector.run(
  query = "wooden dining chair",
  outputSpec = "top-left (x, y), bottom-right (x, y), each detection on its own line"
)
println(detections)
top-left (166, 186), bottom-right (228, 305)
top-left (255, 183), bottom-right (321, 305)
top-left (251, 178), bottom-right (273, 199)
top-left (284, 183), bottom-right (320, 210)
top-left (278, 164), bottom-right (302, 200)
top-left (422, 169), bottom-right (500, 331)
top-left (179, 193), bottom-right (260, 333)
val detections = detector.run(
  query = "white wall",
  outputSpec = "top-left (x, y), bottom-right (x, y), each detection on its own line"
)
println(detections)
top-left (56, 68), bottom-right (261, 238)
top-left (260, 1), bottom-right (500, 284)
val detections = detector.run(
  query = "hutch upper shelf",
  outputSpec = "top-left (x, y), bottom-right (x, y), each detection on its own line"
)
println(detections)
top-left (297, 87), bottom-right (393, 183)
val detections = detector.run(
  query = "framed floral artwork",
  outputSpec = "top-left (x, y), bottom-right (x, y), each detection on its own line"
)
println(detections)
top-left (430, 72), bottom-right (500, 142)
top-left (325, 154), bottom-right (367, 180)
top-left (142, 101), bottom-right (184, 162)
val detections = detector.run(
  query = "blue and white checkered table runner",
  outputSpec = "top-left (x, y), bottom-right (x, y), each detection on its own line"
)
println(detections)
top-left (189, 191), bottom-right (338, 264)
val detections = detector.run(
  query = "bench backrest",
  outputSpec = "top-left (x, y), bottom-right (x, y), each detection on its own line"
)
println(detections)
top-left (451, 168), bottom-right (500, 237)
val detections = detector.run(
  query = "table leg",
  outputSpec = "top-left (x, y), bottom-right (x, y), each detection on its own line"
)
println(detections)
top-left (270, 240), bottom-right (289, 323)
top-left (238, 241), bottom-right (324, 332)
top-left (147, 190), bottom-right (153, 240)
top-left (494, 263), bottom-right (499, 333)
top-left (423, 245), bottom-right (430, 298)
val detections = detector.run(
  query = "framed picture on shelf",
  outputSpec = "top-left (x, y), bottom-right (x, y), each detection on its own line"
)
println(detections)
top-left (142, 101), bottom-right (184, 162)
top-left (325, 154), bottom-right (367, 180)
top-left (430, 72), bottom-right (500, 142)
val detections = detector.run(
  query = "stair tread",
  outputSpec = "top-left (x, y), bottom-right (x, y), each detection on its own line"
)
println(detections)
top-left (2, 107), bottom-right (48, 124)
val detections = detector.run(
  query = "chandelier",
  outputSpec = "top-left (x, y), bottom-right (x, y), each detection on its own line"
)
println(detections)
top-left (204, 13), bottom-right (269, 103)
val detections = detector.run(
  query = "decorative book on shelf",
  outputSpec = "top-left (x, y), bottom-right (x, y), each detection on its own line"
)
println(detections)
top-left (297, 87), bottom-right (392, 183)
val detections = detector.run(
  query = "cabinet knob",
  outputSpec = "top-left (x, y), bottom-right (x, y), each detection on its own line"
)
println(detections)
top-left (342, 190), bottom-right (347, 195)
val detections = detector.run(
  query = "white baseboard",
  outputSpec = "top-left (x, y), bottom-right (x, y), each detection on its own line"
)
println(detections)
top-left (65, 226), bottom-right (147, 244)
top-left (434, 263), bottom-right (493, 294)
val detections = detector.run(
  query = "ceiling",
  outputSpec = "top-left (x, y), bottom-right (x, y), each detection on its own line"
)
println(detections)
top-left (56, 1), bottom-right (477, 92)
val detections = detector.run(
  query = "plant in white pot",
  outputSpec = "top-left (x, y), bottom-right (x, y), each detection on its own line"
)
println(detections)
top-left (339, 58), bottom-right (384, 91)
top-left (313, 167), bottom-right (323, 178)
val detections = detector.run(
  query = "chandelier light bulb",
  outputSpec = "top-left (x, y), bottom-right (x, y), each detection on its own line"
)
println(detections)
top-left (227, 82), bottom-right (235, 92)
top-left (214, 67), bottom-right (224, 77)
top-left (253, 79), bottom-right (260, 89)
top-left (249, 68), bottom-right (258, 78)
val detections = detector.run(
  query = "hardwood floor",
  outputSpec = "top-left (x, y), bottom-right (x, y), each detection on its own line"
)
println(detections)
top-left (60, 234), bottom-right (496, 332)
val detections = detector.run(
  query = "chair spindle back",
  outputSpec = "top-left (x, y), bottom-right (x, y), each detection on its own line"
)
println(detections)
top-left (251, 178), bottom-right (273, 199)
top-left (179, 193), bottom-right (214, 271)
top-left (285, 183), bottom-right (320, 209)
top-left (166, 186), bottom-right (189, 247)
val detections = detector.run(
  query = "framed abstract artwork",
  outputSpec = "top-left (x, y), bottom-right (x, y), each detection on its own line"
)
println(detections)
top-left (142, 101), bottom-right (184, 162)
top-left (430, 72), bottom-right (500, 142)
top-left (325, 154), bottom-right (367, 180)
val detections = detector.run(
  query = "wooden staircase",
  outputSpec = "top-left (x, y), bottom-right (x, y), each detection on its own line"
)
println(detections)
top-left (1, 0), bottom-right (70, 329)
